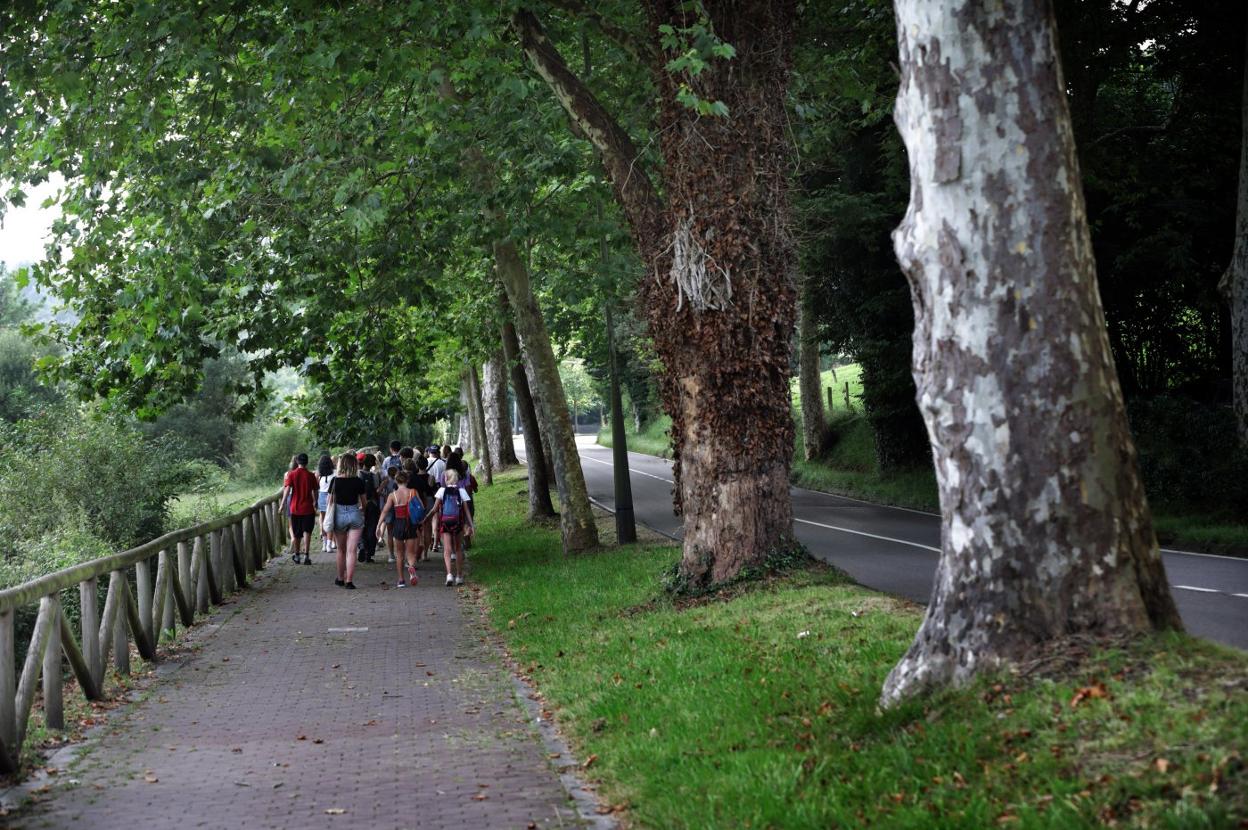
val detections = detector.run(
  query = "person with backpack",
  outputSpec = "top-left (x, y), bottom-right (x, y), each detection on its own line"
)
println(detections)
top-left (282, 453), bottom-right (318, 564)
top-left (377, 470), bottom-right (424, 588)
top-left (403, 456), bottom-right (436, 562)
top-left (327, 453), bottom-right (367, 590)
top-left (381, 440), bottom-right (403, 479)
top-left (357, 452), bottom-right (380, 563)
top-left (378, 464), bottom-right (399, 562)
top-left (424, 467), bottom-right (474, 587)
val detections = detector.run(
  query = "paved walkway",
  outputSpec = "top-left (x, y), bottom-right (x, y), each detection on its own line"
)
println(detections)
top-left (13, 550), bottom-right (582, 829)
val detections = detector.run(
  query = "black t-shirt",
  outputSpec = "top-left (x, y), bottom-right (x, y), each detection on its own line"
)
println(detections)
top-left (330, 476), bottom-right (366, 506)
top-left (358, 470), bottom-right (378, 501)
top-left (410, 475), bottom-right (434, 503)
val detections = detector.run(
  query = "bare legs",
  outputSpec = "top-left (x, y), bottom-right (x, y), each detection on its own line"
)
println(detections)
top-left (335, 526), bottom-right (363, 584)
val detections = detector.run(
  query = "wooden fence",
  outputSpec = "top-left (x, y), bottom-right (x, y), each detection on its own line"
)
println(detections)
top-left (0, 493), bottom-right (284, 772)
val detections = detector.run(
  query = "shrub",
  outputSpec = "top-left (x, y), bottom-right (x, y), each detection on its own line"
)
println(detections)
top-left (0, 404), bottom-right (206, 586)
top-left (233, 421), bottom-right (312, 484)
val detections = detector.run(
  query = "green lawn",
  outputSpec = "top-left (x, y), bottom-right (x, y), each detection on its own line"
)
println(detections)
top-left (470, 468), bottom-right (1248, 828)
top-left (170, 481), bottom-right (278, 527)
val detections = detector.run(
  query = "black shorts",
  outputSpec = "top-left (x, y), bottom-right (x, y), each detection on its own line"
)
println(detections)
top-left (392, 517), bottom-right (418, 541)
top-left (290, 514), bottom-right (315, 538)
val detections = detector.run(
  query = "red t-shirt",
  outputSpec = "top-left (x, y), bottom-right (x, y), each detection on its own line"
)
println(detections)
top-left (284, 467), bottom-right (317, 516)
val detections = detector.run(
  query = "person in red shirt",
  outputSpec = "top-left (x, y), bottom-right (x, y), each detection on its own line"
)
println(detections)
top-left (282, 453), bottom-right (319, 563)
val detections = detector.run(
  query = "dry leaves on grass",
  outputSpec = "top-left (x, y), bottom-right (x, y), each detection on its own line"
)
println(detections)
top-left (1069, 681), bottom-right (1111, 708)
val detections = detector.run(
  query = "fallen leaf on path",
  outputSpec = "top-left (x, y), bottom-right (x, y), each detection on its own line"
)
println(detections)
top-left (324, 808), bottom-right (346, 815)
top-left (1154, 757), bottom-right (1172, 773)
top-left (1070, 682), bottom-right (1110, 708)
top-left (296, 735), bottom-right (307, 741)
top-left (312, 738), bottom-right (324, 744)
top-left (143, 773), bottom-right (158, 784)
top-left (583, 754), bottom-right (599, 769)
top-left (472, 794), bottom-right (488, 801)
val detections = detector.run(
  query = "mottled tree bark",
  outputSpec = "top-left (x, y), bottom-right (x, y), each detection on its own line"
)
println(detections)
top-left (499, 290), bottom-right (557, 520)
top-left (494, 237), bottom-right (598, 551)
top-left (515, 1), bottom-right (799, 589)
top-left (798, 284), bottom-right (826, 460)
top-left (466, 364), bottom-right (493, 486)
top-left (483, 350), bottom-right (518, 468)
top-left (881, 0), bottom-right (1182, 706)
top-left (1222, 14), bottom-right (1248, 447)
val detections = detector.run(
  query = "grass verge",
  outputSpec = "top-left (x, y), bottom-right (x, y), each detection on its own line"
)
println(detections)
top-left (471, 467), bottom-right (1248, 828)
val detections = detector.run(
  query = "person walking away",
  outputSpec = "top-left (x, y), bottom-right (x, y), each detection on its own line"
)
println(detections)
top-left (358, 452), bottom-right (380, 563)
top-left (425, 447), bottom-right (447, 551)
top-left (316, 454), bottom-right (336, 554)
top-left (327, 453), bottom-right (367, 589)
top-left (379, 465), bottom-right (399, 563)
top-left (381, 440), bottom-right (403, 479)
top-left (425, 468), bottom-right (473, 587)
top-left (282, 453), bottom-right (318, 564)
top-left (281, 454), bottom-right (298, 556)
top-left (378, 470), bottom-right (423, 587)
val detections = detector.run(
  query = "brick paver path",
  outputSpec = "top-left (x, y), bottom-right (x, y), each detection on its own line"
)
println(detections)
top-left (14, 551), bottom-right (581, 829)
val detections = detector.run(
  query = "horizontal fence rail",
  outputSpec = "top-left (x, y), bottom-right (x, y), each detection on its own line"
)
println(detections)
top-left (0, 493), bottom-right (283, 772)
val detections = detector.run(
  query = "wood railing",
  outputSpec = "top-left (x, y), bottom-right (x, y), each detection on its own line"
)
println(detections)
top-left (0, 493), bottom-right (283, 772)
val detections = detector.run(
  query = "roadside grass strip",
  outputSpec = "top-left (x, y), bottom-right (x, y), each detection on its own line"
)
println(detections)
top-left (472, 468), bottom-right (1248, 828)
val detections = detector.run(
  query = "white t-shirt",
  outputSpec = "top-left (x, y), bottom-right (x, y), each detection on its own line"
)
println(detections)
top-left (427, 458), bottom-right (446, 484)
top-left (434, 486), bottom-right (471, 504)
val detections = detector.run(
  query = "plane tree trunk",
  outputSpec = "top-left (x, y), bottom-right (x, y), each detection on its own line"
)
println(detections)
top-left (466, 364), bottom-right (493, 485)
top-left (483, 350), bottom-right (518, 468)
top-left (1223, 14), bottom-right (1248, 447)
top-left (494, 237), bottom-right (599, 551)
top-left (514, 0), bottom-right (799, 590)
top-left (500, 290), bottom-right (557, 520)
top-left (798, 283), bottom-right (826, 461)
top-left (881, 0), bottom-right (1182, 706)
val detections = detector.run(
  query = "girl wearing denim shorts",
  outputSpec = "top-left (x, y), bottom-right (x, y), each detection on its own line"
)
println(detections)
top-left (326, 453), bottom-right (367, 590)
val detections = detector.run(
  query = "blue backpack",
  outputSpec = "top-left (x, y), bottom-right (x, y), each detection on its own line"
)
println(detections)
top-left (441, 486), bottom-right (463, 522)
top-left (407, 489), bottom-right (427, 524)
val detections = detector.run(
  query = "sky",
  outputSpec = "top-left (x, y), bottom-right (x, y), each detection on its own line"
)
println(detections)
top-left (0, 177), bottom-right (62, 270)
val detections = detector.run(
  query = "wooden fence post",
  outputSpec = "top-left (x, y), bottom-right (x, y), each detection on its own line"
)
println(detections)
top-left (41, 595), bottom-right (63, 730)
top-left (136, 558), bottom-right (153, 647)
top-left (79, 577), bottom-right (101, 688)
top-left (0, 610), bottom-right (15, 753)
top-left (110, 571), bottom-right (130, 676)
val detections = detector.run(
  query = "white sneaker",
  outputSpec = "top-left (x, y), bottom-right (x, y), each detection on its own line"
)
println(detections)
top-left (445, 573), bottom-right (454, 586)
top-left (449, 554), bottom-right (456, 562)
top-left (395, 581), bottom-right (406, 588)
top-left (454, 576), bottom-right (464, 586)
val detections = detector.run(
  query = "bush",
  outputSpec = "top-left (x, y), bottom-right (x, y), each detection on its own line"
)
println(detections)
top-left (0, 404), bottom-right (209, 587)
top-left (1128, 397), bottom-right (1248, 518)
top-left (233, 421), bottom-right (312, 484)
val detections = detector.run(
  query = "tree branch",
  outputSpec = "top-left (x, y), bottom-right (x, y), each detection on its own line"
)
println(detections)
top-left (512, 8), bottom-right (665, 246)
top-left (542, 0), bottom-right (658, 65)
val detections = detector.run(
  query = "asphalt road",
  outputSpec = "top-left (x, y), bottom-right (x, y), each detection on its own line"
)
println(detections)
top-left (519, 436), bottom-right (1248, 651)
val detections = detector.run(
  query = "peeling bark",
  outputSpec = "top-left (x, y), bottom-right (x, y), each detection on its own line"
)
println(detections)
top-left (1224, 15), bottom-right (1248, 447)
top-left (483, 350), bottom-right (518, 468)
top-left (466, 364), bottom-right (493, 486)
top-left (494, 237), bottom-right (598, 552)
top-left (882, 0), bottom-right (1182, 706)
top-left (500, 289), bottom-right (557, 520)
top-left (516, 2), bottom-right (799, 588)
top-left (798, 284), bottom-right (826, 460)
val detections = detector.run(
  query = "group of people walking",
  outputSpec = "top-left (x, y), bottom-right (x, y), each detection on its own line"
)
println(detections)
top-left (279, 443), bottom-right (477, 590)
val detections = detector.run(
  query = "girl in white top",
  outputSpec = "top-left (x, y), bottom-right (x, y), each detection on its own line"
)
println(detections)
top-left (424, 468), bottom-right (474, 586)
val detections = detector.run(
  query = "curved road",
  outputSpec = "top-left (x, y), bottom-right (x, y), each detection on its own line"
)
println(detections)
top-left (520, 436), bottom-right (1248, 650)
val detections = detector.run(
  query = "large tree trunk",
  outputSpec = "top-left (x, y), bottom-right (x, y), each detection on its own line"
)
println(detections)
top-left (483, 350), bottom-right (518, 468)
top-left (466, 364), bottom-right (494, 485)
top-left (798, 282), bottom-right (826, 461)
top-left (1223, 14), bottom-right (1248, 447)
top-left (494, 237), bottom-right (599, 552)
top-left (500, 290), bottom-right (557, 520)
top-left (881, 0), bottom-right (1182, 706)
top-left (515, 1), bottom-right (799, 590)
